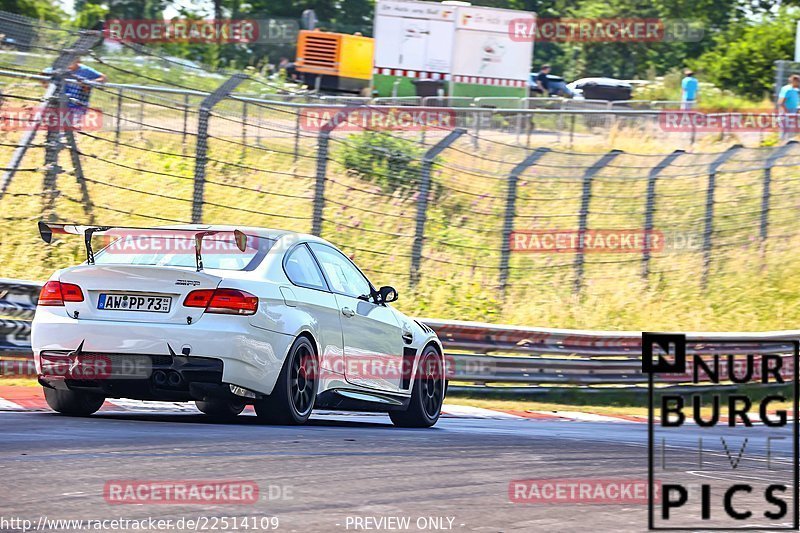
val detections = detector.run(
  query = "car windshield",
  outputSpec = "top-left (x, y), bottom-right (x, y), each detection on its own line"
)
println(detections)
top-left (93, 231), bottom-right (274, 271)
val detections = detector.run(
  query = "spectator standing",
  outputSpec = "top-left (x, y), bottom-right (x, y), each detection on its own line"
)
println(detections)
top-left (681, 69), bottom-right (699, 110)
top-left (778, 74), bottom-right (800, 140)
top-left (63, 60), bottom-right (105, 127)
top-left (535, 64), bottom-right (552, 95)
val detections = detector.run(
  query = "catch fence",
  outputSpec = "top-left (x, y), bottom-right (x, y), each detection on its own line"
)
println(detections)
top-left (1, 13), bottom-right (800, 315)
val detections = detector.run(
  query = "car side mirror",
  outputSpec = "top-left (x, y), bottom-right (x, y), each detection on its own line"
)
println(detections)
top-left (378, 285), bottom-right (398, 304)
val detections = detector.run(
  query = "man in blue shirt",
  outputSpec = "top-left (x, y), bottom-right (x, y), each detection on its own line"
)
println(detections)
top-left (63, 60), bottom-right (105, 127)
top-left (681, 70), bottom-right (699, 109)
top-left (778, 75), bottom-right (800, 140)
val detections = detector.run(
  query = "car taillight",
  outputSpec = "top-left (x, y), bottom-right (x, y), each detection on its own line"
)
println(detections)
top-left (38, 281), bottom-right (84, 306)
top-left (183, 288), bottom-right (258, 315)
top-left (183, 289), bottom-right (215, 308)
top-left (208, 289), bottom-right (259, 315)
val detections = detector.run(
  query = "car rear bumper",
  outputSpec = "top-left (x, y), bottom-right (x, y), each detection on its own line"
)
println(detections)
top-left (38, 352), bottom-right (239, 402)
top-left (32, 307), bottom-right (295, 396)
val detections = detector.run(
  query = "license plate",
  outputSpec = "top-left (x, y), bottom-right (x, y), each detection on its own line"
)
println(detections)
top-left (98, 294), bottom-right (171, 313)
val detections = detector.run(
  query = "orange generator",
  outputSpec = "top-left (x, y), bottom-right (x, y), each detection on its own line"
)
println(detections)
top-left (295, 30), bottom-right (374, 94)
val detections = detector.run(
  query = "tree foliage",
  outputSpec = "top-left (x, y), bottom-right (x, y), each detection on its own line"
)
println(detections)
top-left (691, 11), bottom-right (799, 100)
top-left (0, 0), bottom-right (795, 98)
top-left (0, 0), bottom-right (64, 22)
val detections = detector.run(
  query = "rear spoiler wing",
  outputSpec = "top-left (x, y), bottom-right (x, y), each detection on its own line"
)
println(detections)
top-left (38, 222), bottom-right (248, 271)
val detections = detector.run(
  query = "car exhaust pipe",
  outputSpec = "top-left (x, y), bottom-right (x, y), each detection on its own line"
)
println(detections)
top-left (167, 371), bottom-right (183, 387)
top-left (152, 370), bottom-right (167, 386)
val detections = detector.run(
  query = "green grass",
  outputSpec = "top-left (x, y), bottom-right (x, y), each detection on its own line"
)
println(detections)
top-left (634, 70), bottom-right (770, 111)
top-left (2, 99), bottom-right (800, 332)
top-left (0, 378), bottom-right (39, 387)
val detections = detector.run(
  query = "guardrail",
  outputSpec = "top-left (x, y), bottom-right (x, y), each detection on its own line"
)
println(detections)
top-left (2, 280), bottom-right (795, 393)
top-left (427, 319), bottom-right (797, 393)
top-left (0, 278), bottom-right (38, 355)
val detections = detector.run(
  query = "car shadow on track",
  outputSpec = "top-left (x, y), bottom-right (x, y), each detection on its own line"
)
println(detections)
top-left (46, 411), bottom-right (405, 430)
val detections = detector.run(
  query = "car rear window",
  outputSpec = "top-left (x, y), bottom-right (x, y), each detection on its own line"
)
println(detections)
top-left (93, 233), bottom-right (275, 271)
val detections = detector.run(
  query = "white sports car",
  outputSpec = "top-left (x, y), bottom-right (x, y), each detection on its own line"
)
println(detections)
top-left (31, 222), bottom-right (447, 427)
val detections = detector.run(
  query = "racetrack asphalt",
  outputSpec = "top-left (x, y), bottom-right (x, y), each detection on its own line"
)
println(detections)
top-left (1, 407), bottom-right (795, 532)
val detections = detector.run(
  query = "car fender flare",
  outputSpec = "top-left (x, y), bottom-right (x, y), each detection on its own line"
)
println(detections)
top-left (414, 335), bottom-right (444, 374)
top-left (289, 328), bottom-right (320, 360)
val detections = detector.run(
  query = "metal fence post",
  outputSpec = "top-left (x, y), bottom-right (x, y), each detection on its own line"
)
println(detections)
top-left (63, 126), bottom-right (95, 224)
top-left (410, 128), bottom-right (467, 287)
top-left (191, 74), bottom-right (248, 224)
top-left (182, 93), bottom-right (189, 155)
top-left (569, 114), bottom-right (576, 149)
top-left (114, 87), bottom-right (123, 154)
top-left (255, 102), bottom-right (261, 147)
top-left (293, 110), bottom-right (301, 163)
top-left (241, 100), bottom-right (248, 159)
top-left (45, 82), bottom-right (97, 223)
top-left (1, 31), bottom-right (101, 200)
top-left (526, 109), bottom-right (533, 148)
top-left (642, 150), bottom-right (684, 280)
top-left (137, 94), bottom-right (145, 140)
top-left (473, 109), bottom-right (481, 149)
top-left (499, 147), bottom-right (550, 295)
top-left (573, 150), bottom-right (623, 293)
top-left (701, 144), bottom-right (742, 289)
top-left (42, 88), bottom-right (64, 222)
top-left (311, 129), bottom-right (331, 237)
top-left (760, 141), bottom-right (796, 244)
top-left (311, 108), bottom-right (354, 236)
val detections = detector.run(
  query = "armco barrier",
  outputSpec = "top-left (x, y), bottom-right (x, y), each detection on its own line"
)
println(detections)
top-left (0, 278), bottom-right (39, 357)
top-left (426, 319), bottom-right (797, 393)
top-left (2, 279), bottom-right (796, 393)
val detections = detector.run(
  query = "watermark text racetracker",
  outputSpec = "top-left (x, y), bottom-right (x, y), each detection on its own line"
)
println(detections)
top-left (300, 107), bottom-right (456, 132)
top-left (509, 18), bottom-right (704, 42)
top-left (509, 478), bottom-right (657, 504)
top-left (510, 229), bottom-right (702, 254)
top-left (103, 480), bottom-right (292, 504)
top-left (661, 110), bottom-right (800, 132)
top-left (0, 107), bottom-right (102, 131)
top-left (103, 18), bottom-right (298, 44)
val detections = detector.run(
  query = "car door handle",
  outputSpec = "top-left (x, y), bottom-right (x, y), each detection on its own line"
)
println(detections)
top-left (402, 331), bottom-right (413, 344)
top-left (341, 307), bottom-right (355, 318)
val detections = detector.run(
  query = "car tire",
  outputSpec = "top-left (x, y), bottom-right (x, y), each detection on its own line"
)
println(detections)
top-left (389, 346), bottom-right (445, 428)
top-left (195, 398), bottom-right (246, 419)
top-left (43, 387), bottom-right (105, 416)
top-left (255, 336), bottom-right (318, 425)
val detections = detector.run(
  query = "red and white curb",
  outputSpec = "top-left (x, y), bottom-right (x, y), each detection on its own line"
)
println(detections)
top-left (0, 387), bottom-right (641, 422)
top-left (3, 388), bottom-right (787, 424)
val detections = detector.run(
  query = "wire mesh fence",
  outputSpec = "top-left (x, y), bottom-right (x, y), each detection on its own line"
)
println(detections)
top-left (1, 11), bottom-right (800, 318)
